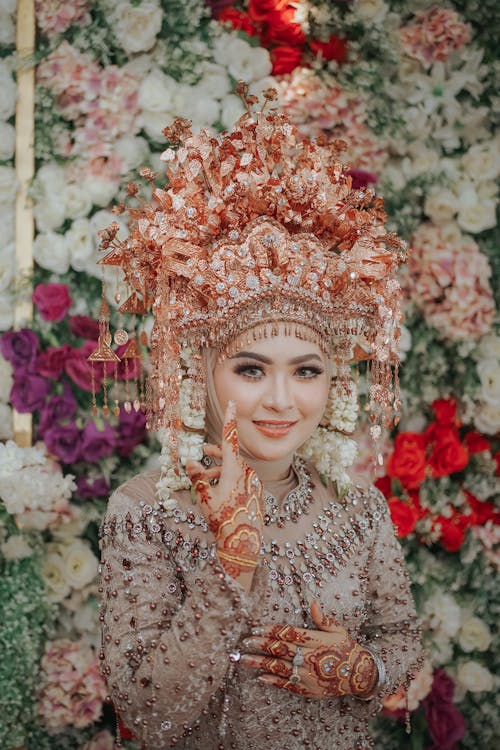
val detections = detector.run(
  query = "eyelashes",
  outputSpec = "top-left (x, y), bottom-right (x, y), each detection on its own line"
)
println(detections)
top-left (232, 362), bottom-right (324, 379)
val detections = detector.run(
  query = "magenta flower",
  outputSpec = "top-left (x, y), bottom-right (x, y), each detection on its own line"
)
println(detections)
top-left (69, 315), bottom-right (100, 341)
top-left (1, 329), bottom-right (39, 370)
top-left (116, 405), bottom-right (147, 457)
top-left (10, 372), bottom-right (50, 412)
top-left (36, 344), bottom-right (73, 379)
top-left (80, 420), bottom-right (115, 463)
top-left (65, 340), bottom-right (104, 392)
top-left (33, 282), bottom-right (73, 322)
top-left (76, 476), bottom-right (110, 499)
top-left (44, 422), bottom-right (82, 464)
top-left (38, 392), bottom-right (78, 435)
top-left (423, 670), bottom-right (466, 750)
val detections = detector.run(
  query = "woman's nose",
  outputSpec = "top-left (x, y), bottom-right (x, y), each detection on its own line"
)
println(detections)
top-left (262, 376), bottom-right (293, 411)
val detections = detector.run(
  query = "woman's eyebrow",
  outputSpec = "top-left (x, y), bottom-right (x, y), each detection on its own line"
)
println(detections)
top-left (230, 352), bottom-right (323, 365)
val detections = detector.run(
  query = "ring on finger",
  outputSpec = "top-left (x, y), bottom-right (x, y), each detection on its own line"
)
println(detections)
top-left (289, 664), bottom-right (300, 684)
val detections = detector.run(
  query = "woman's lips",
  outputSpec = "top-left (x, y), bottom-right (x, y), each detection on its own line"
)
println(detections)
top-left (252, 420), bottom-right (297, 438)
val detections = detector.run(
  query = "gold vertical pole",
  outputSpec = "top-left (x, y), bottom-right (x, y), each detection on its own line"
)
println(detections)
top-left (13, 0), bottom-right (35, 448)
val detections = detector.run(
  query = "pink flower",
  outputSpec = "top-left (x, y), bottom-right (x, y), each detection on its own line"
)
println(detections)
top-left (33, 283), bottom-right (73, 322)
top-left (278, 68), bottom-right (387, 174)
top-left (400, 7), bottom-right (471, 65)
top-left (38, 639), bottom-right (107, 731)
top-left (35, 0), bottom-right (91, 36)
top-left (405, 223), bottom-right (494, 340)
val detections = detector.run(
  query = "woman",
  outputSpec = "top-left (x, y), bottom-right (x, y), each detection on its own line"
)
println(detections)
top-left (97, 90), bottom-right (422, 748)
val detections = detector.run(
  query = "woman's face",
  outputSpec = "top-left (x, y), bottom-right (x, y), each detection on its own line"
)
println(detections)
top-left (213, 331), bottom-right (330, 463)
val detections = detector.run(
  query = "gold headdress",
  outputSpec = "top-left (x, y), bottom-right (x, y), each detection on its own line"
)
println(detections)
top-left (91, 88), bottom-right (406, 483)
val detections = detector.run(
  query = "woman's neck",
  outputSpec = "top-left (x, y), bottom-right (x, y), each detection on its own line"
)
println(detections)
top-left (240, 450), bottom-right (294, 484)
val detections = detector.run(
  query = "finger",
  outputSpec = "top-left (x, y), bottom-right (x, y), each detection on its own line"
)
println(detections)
top-left (241, 637), bottom-right (296, 660)
top-left (203, 444), bottom-right (222, 459)
top-left (310, 600), bottom-right (344, 635)
top-left (252, 623), bottom-right (335, 650)
top-left (185, 463), bottom-right (221, 484)
top-left (221, 400), bottom-right (239, 466)
top-left (239, 654), bottom-right (291, 678)
top-left (257, 674), bottom-right (307, 695)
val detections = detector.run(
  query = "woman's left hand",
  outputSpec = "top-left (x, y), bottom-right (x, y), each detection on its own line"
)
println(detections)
top-left (239, 600), bottom-right (378, 699)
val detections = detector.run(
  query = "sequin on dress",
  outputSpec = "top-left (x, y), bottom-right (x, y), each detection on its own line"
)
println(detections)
top-left (99, 464), bottom-right (422, 749)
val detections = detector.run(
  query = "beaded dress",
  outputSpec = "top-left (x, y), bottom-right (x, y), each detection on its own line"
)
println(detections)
top-left (100, 461), bottom-right (422, 750)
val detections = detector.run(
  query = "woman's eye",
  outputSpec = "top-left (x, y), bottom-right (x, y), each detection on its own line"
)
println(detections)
top-left (234, 364), bottom-right (264, 379)
top-left (295, 366), bottom-right (323, 379)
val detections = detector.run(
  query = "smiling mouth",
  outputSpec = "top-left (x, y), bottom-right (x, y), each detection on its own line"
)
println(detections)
top-left (253, 420), bottom-right (297, 437)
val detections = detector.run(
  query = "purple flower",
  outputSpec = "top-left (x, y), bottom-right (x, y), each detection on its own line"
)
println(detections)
top-left (423, 670), bottom-right (466, 750)
top-left (38, 392), bottom-right (78, 435)
top-left (10, 371), bottom-right (50, 412)
top-left (80, 420), bottom-right (116, 463)
top-left (44, 422), bottom-right (82, 464)
top-left (1, 329), bottom-right (39, 370)
top-left (116, 406), bottom-right (147, 457)
top-left (76, 476), bottom-right (110, 499)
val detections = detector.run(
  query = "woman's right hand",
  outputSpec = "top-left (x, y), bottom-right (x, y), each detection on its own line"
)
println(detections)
top-left (185, 401), bottom-right (264, 591)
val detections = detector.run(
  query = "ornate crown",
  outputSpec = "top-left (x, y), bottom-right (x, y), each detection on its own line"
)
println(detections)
top-left (92, 89), bottom-right (407, 438)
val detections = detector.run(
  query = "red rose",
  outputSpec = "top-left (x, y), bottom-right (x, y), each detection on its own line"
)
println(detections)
top-left (33, 283), bottom-right (72, 322)
top-left (427, 426), bottom-right (468, 477)
top-left (218, 8), bottom-right (257, 36)
top-left (387, 497), bottom-right (420, 537)
top-left (435, 516), bottom-right (467, 552)
top-left (387, 432), bottom-right (427, 489)
top-left (464, 430), bottom-right (490, 454)
top-left (374, 475), bottom-right (392, 498)
top-left (261, 7), bottom-right (307, 46)
top-left (248, 0), bottom-right (290, 24)
top-left (65, 340), bottom-right (105, 392)
top-left (69, 315), bottom-right (100, 340)
top-left (36, 344), bottom-right (72, 379)
top-left (465, 490), bottom-right (497, 525)
top-left (270, 45), bottom-right (304, 74)
top-left (431, 398), bottom-right (459, 426)
top-left (309, 34), bottom-right (348, 63)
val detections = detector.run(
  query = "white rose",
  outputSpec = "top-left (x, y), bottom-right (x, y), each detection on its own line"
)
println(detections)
top-left (352, 0), bottom-right (389, 23)
top-left (0, 164), bottom-right (17, 209)
top-left (140, 109), bottom-right (174, 142)
top-left (65, 218), bottom-right (96, 273)
top-left (114, 135), bottom-right (150, 173)
top-left (461, 141), bottom-right (500, 181)
top-left (33, 162), bottom-right (66, 194)
top-left (34, 231), bottom-right (70, 274)
top-left (82, 174), bottom-right (119, 208)
top-left (213, 35), bottom-right (272, 83)
top-left (0, 11), bottom-right (15, 47)
top-left (459, 616), bottom-right (492, 652)
top-left (407, 143), bottom-right (441, 177)
top-left (64, 183), bottom-right (93, 220)
top-left (199, 62), bottom-right (231, 100)
top-left (112, 0), bottom-right (163, 54)
top-left (429, 630), bottom-right (453, 666)
top-left (0, 60), bottom-right (16, 120)
top-left (424, 189), bottom-right (457, 224)
top-left (437, 221), bottom-right (464, 245)
top-left (0, 290), bottom-right (13, 330)
top-left (0, 121), bottom-right (15, 160)
top-left (61, 539), bottom-right (99, 589)
top-left (424, 591), bottom-right (461, 637)
top-left (89, 209), bottom-right (127, 239)
top-left (457, 199), bottom-right (497, 234)
top-left (220, 94), bottom-right (246, 131)
top-left (456, 661), bottom-right (494, 693)
top-left (0, 353), bottom-right (13, 400)
top-left (474, 401), bottom-right (500, 435)
top-left (398, 323), bottom-right (412, 362)
top-left (0, 242), bottom-right (14, 291)
top-left (177, 83), bottom-right (220, 131)
top-left (474, 333), bottom-right (500, 361)
top-left (138, 68), bottom-right (180, 114)
top-left (34, 194), bottom-right (66, 232)
top-left (42, 551), bottom-right (71, 602)
top-left (476, 359), bottom-right (500, 405)
top-left (1, 534), bottom-right (32, 560)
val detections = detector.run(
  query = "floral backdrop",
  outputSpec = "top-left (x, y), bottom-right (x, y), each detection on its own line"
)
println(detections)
top-left (0, 1), bottom-right (499, 748)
